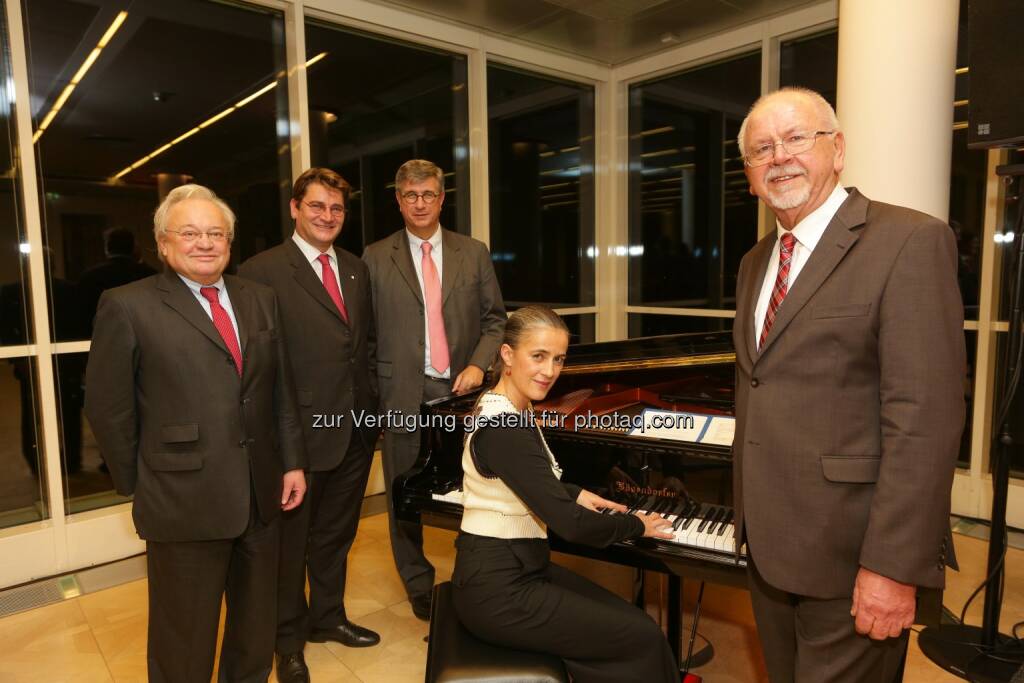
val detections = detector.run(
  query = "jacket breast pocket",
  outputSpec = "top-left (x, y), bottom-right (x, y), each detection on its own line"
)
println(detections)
top-left (161, 423), bottom-right (199, 443)
top-left (821, 455), bottom-right (881, 483)
top-left (812, 303), bottom-right (871, 319)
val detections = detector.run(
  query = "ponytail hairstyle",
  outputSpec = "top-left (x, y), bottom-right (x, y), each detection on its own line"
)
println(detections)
top-left (488, 304), bottom-right (570, 390)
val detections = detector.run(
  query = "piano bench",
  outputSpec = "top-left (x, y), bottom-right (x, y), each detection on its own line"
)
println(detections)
top-left (425, 582), bottom-right (570, 683)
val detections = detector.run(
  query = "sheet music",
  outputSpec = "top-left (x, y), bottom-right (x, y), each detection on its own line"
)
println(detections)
top-left (627, 409), bottom-right (734, 445)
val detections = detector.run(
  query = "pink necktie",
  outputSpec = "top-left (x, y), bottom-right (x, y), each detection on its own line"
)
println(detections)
top-left (759, 232), bottom-right (797, 349)
top-left (421, 242), bottom-right (449, 374)
top-left (317, 254), bottom-right (349, 324)
top-left (199, 286), bottom-right (242, 376)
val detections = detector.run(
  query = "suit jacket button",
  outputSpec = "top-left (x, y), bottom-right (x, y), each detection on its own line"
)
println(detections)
top-left (750, 378), bottom-right (760, 388)
top-left (238, 440), bottom-right (246, 447)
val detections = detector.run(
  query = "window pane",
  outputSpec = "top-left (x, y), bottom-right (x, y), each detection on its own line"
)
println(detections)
top-left (0, 0), bottom-right (34, 347)
top-left (1, 356), bottom-right (47, 527)
top-left (628, 52), bottom-right (761, 309)
top-left (779, 30), bottom-right (838, 109)
top-left (628, 314), bottom-right (733, 338)
top-left (23, 0), bottom-right (292, 342)
top-left (563, 314), bottom-right (595, 345)
top-left (488, 64), bottom-right (595, 307)
top-left (304, 21), bottom-right (470, 255)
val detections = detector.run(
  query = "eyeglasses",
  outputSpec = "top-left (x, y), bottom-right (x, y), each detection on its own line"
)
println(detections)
top-left (165, 229), bottom-right (231, 243)
top-left (744, 130), bottom-right (836, 167)
top-left (399, 190), bottom-right (441, 205)
top-left (303, 200), bottom-right (346, 217)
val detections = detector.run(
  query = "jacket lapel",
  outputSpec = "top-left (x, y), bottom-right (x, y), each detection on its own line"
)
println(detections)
top-left (390, 230), bottom-right (424, 305)
top-left (756, 189), bottom-right (868, 358)
top-left (738, 235), bottom-right (775, 366)
top-left (287, 239), bottom-right (346, 324)
top-left (223, 275), bottom-right (252, 360)
top-left (157, 269), bottom-right (229, 356)
top-left (440, 228), bottom-right (462, 306)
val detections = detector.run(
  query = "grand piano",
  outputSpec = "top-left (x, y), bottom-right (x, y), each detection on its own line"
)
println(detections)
top-left (394, 330), bottom-right (942, 661)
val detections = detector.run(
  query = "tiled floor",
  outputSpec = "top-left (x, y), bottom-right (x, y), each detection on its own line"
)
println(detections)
top-left (0, 513), bottom-right (1021, 682)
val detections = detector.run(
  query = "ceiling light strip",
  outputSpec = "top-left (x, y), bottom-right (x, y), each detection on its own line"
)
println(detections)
top-left (32, 11), bottom-right (128, 143)
top-left (112, 52), bottom-right (326, 180)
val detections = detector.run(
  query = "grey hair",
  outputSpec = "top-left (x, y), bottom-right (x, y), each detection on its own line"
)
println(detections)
top-left (737, 86), bottom-right (841, 158)
top-left (488, 305), bottom-right (570, 388)
top-left (395, 159), bottom-right (444, 191)
top-left (153, 184), bottom-right (236, 259)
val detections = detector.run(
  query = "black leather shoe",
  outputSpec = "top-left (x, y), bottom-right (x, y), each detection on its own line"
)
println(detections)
top-left (275, 651), bottom-right (309, 683)
top-left (410, 592), bottom-right (432, 621)
top-left (308, 620), bottom-right (381, 647)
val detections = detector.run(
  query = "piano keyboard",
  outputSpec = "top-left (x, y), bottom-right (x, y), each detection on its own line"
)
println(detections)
top-left (430, 489), bottom-right (741, 556)
top-left (612, 499), bottom-right (740, 555)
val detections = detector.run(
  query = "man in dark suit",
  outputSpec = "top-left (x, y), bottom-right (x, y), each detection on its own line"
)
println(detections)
top-left (84, 184), bottom-right (307, 683)
top-left (79, 227), bottom-right (157, 323)
top-left (239, 168), bottom-right (380, 683)
top-left (363, 159), bottom-right (506, 619)
top-left (732, 87), bottom-right (966, 682)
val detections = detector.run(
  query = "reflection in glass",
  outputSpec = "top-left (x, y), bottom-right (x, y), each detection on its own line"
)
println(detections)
top-left (562, 314), bottom-right (595, 345)
top-left (779, 31), bottom-right (838, 108)
top-left (0, 0), bottom-right (34, 347)
top-left (304, 21), bottom-right (469, 255)
top-left (488, 65), bottom-right (595, 307)
top-left (628, 314), bottom-right (733, 338)
top-left (58, 352), bottom-right (129, 513)
top-left (23, 0), bottom-right (292, 341)
top-left (0, 356), bottom-right (47, 528)
top-left (628, 52), bottom-right (761, 310)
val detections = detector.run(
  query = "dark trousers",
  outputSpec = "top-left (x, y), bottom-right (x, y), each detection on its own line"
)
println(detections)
top-left (747, 555), bottom-right (909, 683)
top-left (276, 437), bottom-right (373, 654)
top-left (146, 504), bottom-right (279, 683)
top-left (381, 376), bottom-right (449, 599)
top-left (451, 534), bottom-right (678, 683)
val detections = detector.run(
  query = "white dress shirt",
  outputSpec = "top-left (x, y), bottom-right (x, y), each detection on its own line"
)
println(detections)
top-left (291, 231), bottom-right (345, 304)
top-left (405, 225), bottom-right (449, 379)
top-left (753, 183), bottom-right (849, 348)
top-left (178, 274), bottom-right (241, 348)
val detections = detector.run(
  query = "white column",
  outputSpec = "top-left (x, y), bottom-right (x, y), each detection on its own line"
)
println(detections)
top-left (836, 0), bottom-right (958, 221)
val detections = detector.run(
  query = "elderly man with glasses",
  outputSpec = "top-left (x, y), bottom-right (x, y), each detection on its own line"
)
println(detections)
top-left (239, 168), bottom-right (381, 683)
top-left (363, 159), bottom-right (506, 620)
top-left (85, 183), bottom-right (307, 683)
top-left (731, 87), bottom-right (965, 682)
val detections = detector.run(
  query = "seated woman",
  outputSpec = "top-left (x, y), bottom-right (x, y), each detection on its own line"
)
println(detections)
top-left (451, 305), bottom-right (679, 683)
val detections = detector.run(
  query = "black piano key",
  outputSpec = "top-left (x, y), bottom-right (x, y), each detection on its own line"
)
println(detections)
top-left (671, 502), bottom-right (691, 531)
top-left (664, 498), bottom-right (685, 520)
top-left (682, 502), bottom-right (704, 531)
top-left (696, 505), bottom-right (715, 533)
top-left (717, 509), bottom-right (734, 535)
top-left (706, 506), bottom-right (726, 535)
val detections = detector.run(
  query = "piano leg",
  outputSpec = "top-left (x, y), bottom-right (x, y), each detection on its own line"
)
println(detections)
top-left (668, 575), bottom-right (682, 665)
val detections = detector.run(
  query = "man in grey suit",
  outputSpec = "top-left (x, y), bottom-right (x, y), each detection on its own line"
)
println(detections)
top-left (732, 87), bottom-right (966, 682)
top-left (363, 159), bottom-right (506, 619)
top-left (240, 168), bottom-right (381, 683)
top-left (85, 184), bottom-right (307, 683)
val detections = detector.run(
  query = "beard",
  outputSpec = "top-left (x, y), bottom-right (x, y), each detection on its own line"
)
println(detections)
top-left (762, 164), bottom-right (809, 210)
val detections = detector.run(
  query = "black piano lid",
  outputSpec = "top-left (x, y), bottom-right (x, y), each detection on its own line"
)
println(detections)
top-left (561, 331), bottom-right (734, 375)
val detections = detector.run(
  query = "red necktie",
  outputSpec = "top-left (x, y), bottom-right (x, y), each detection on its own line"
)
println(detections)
top-left (317, 254), bottom-right (349, 324)
top-left (759, 232), bottom-right (797, 349)
top-left (199, 286), bottom-right (242, 376)
top-left (421, 242), bottom-right (449, 374)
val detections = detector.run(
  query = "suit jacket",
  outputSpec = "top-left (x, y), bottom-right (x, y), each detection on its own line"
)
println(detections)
top-left (732, 188), bottom-right (966, 599)
top-left (84, 270), bottom-right (306, 542)
top-left (362, 228), bottom-right (506, 430)
top-left (239, 239), bottom-right (379, 470)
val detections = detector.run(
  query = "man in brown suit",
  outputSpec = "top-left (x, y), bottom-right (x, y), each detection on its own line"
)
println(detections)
top-left (732, 87), bottom-right (965, 682)
top-left (240, 168), bottom-right (381, 683)
top-left (363, 159), bottom-right (506, 619)
top-left (85, 184), bottom-right (307, 683)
